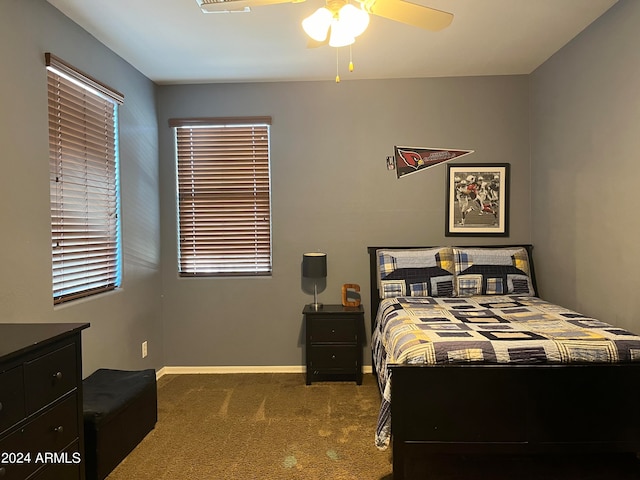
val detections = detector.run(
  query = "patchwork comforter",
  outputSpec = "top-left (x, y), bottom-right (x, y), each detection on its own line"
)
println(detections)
top-left (372, 295), bottom-right (640, 449)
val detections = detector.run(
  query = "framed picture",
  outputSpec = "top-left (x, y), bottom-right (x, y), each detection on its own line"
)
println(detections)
top-left (446, 163), bottom-right (510, 236)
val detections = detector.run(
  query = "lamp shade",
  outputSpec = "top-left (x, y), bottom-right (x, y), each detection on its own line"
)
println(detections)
top-left (328, 17), bottom-right (355, 47)
top-left (338, 4), bottom-right (369, 38)
top-left (302, 253), bottom-right (327, 278)
top-left (302, 7), bottom-right (333, 42)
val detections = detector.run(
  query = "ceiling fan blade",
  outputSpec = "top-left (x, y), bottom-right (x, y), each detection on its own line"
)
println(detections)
top-left (197, 0), bottom-right (303, 13)
top-left (307, 37), bottom-right (329, 48)
top-left (361, 0), bottom-right (453, 31)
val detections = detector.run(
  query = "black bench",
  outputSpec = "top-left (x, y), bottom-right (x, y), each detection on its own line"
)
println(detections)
top-left (83, 369), bottom-right (157, 480)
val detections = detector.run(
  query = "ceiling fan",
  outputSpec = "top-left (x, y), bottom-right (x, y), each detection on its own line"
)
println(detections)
top-left (196, 0), bottom-right (452, 82)
top-left (195, 0), bottom-right (453, 33)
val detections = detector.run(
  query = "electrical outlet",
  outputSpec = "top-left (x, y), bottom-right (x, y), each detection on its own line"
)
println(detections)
top-left (142, 341), bottom-right (148, 358)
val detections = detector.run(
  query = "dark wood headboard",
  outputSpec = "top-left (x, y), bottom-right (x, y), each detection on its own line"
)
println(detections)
top-left (367, 245), bottom-right (537, 333)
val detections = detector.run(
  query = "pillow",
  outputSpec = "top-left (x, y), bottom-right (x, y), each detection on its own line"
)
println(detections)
top-left (452, 247), bottom-right (535, 296)
top-left (377, 247), bottom-right (455, 299)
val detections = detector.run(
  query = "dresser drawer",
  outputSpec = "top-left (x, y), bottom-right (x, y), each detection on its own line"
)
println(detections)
top-left (0, 366), bottom-right (25, 435)
top-left (22, 393), bottom-right (79, 454)
top-left (309, 318), bottom-right (357, 343)
top-left (309, 346), bottom-right (358, 370)
top-left (27, 441), bottom-right (82, 480)
top-left (0, 394), bottom-right (78, 480)
top-left (24, 344), bottom-right (77, 415)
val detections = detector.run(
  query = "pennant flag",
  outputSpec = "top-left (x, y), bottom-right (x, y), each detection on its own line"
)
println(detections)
top-left (395, 146), bottom-right (474, 179)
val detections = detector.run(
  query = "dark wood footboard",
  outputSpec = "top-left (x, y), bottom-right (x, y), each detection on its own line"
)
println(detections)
top-left (367, 245), bottom-right (640, 479)
top-left (390, 363), bottom-right (640, 479)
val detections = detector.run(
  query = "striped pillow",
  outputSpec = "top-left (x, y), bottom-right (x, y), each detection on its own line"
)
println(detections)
top-left (453, 247), bottom-right (535, 296)
top-left (377, 248), bottom-right (455, 298)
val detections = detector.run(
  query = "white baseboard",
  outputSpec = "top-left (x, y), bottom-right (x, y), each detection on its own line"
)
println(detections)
top-left (156, 365), bottom-right (373, 379)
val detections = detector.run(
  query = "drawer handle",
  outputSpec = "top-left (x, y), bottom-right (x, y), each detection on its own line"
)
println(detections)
top-left (54, 425), bottom-right (64, 433)
top-left (331, 355), bottom-right (336, 360)
top-left (0, 466), bottom-right (5, 477)
top-left (331, 329), bottom-right (335, 333)
top-left (0, 401), bottom-right (3, 412)
top-left (54, 371), bottom-right (63, 381)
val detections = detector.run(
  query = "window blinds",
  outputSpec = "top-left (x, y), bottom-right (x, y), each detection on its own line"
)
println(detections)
top-left (46, 53), bottom-right (123, 304)
top-left (171, 117), bottom-right (272, 276)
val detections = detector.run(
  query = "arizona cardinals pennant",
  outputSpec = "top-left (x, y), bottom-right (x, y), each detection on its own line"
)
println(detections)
top-left (395, 146), bottom-right (474, 178)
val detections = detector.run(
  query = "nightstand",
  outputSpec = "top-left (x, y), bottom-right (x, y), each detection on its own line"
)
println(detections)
top-left (303, 304), bottom-right (364, 385)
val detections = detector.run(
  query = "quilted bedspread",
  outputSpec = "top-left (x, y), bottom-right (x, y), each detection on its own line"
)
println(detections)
top-left (372, 295), bottom-right (640, 449)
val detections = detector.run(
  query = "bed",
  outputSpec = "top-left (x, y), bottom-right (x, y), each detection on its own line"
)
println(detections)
top-left (367, 245), bottom-right (640, 479)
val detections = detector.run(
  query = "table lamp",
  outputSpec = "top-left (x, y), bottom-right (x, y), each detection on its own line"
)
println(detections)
top-left (303, 252), bottom-right (327, 311)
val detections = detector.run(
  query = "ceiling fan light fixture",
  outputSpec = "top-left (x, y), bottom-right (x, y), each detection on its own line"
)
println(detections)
top-left (328, 17), bottom-right (355, 47)
top-left (302, 7), bottom-right (333, 42)
top-left (337, 4), bottom-right (369, 38)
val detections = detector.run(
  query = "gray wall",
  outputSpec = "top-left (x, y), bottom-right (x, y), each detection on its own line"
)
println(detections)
top-left (9, 0), bottom-right (636, 372)
top-left (157, 77), bottom-right (531, 366)
top-left (0, 0), bottom-right (162, 375)
top-left (530, 0), bottom-right (640, 332)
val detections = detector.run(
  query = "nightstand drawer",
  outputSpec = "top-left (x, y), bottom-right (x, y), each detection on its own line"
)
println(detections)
top-left (309, 346), bottom-right (358, 370)
top-left (309, 318), bottom-right (357, 343)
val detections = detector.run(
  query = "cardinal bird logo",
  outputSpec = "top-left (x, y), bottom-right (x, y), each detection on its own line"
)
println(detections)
top-left (398, 149), bottom-right (425, 169)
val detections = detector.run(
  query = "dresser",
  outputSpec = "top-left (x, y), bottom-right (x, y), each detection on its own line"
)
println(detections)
top-left (303, 305), bottom-right (364, 385)
top-left (0, 323), bottom-right (89, 480)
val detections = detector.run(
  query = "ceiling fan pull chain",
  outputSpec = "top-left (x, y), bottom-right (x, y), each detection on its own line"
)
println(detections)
top-left (336, 48), bottom-right (341, 83)
top-left (349, 44), bottom-right (354, 72)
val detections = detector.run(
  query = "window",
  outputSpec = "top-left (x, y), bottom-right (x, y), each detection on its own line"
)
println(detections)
top-left (46, 53), bottom-right (124, 304)
top-left (170, 117), bottom-right (272, 276)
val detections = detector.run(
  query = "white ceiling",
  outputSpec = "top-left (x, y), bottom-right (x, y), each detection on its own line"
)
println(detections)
top-left (47, 0), bottom-right (618, 84)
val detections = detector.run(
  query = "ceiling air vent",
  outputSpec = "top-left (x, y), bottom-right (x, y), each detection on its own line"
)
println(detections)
top-left (195, 0), bottom-right (251, 13)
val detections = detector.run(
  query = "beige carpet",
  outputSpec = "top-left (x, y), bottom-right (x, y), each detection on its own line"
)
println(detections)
top-left (106, 373), bottom-right (640, 480)
top-left (106, 373), bottom-right (393, 480)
